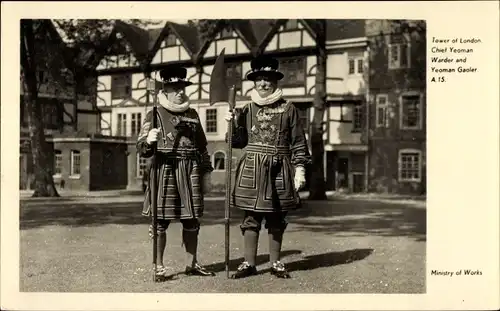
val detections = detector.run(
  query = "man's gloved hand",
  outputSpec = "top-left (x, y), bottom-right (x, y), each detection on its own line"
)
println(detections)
top-left (202, 173), bottom-right (212, 194)
top-left (294, 166), bottom-right (306, 192)
top-left (146, 128), bottom-right (161, 144)
top-left (224, 110), bottom-right (234, 122)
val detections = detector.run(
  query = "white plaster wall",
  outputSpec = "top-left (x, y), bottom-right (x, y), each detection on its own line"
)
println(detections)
top-left (63, 103), bottom-right (74, 123)
top-left (279, 32), bottom-right (301, 49)
top-left (162, 47), bottom-right (179, 62)
top-left (266, 36), bottom-right (278, 51)
top-left (327, 106), bottom-right (362, 145)
top-left (237, 39), bottom-right (250, 54)
top-left (78, 100), bottom-right (93, 110)
top-left (205, 42), bottom-right (216, 58)
top-left (151, 51), bottom-right (162, 64)
top-left (97, 76), bottom-right (111, 91)
top-left (180, 46), bottom-right (190, 60)
top-left (132, 73), bottom-right (146, 89)
top-left (217, 39), bottom-right (237, 55)
top-left (282, 87), bottom-right (305, 96)
top-left (302, 31), bottom-right (315, 46)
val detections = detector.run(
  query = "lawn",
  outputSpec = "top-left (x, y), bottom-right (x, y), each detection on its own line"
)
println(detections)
top-left (19, 197), bottom-right (426, 293)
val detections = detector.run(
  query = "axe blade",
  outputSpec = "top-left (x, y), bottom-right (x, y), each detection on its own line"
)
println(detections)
top-left (146, 78), bottom-right (163, 93)
top-left (209, 48), bottom-right (229, 106)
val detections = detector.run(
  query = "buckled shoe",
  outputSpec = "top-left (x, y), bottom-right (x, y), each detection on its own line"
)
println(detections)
top-left (270, 261), bottom-right (291, 279)
top-left (230, 261), bottom-right (258, 279)
top-left (185, 263), bottom-right (216, 276)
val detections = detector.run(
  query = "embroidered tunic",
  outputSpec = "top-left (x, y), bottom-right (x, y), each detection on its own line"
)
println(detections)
top-left (137, 106), bottom-right (213, 220)
top-left (229, 99), bottom-right (311, 212)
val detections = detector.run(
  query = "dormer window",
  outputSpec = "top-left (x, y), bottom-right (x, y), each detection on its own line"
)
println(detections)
top-left (283, 20), bottom-right (299, 30)
top-left (220, 27), bottom-right (232, 38)
top-left (165, 33), bottom-right (176, 47)
top-left (226, 63), bottom-right (242, 91)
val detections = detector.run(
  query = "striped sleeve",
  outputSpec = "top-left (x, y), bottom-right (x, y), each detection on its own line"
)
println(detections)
top-left (194, 110), bottom-right (214, 174)
top-left (136, 110), bottom-right (154, 158)
top-left (288, 102), bottom-right (312, 168)
top-left (225, 105), bottom-right (249, 149)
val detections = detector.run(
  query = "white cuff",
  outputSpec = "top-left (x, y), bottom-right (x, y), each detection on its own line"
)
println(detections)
top-left (295, 166), bottom-right (305, 175)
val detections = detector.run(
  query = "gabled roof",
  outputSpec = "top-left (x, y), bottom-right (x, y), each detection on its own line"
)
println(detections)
top-left (114, 20), bottom-right (150, 62)
top-left (247, 19), bottom-right (277, 45)
top-left (169, 22), bottom-right (204, 58)
top-left (192, 19), bottom-right (281, 60)
top-left (325, 19), bottom-right (367, 41)
top-left (147, 26), bottom-right (165, 51)
top-left (90, 19), bottom-right (370, 71)
top-left (114, 97), bottom-right (149, 107)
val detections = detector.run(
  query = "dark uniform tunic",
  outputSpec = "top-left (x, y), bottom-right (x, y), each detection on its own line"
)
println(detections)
top-left (137, 106), bottom-right (213, 221)
top-left (230, 99), bottom-right (311, 214)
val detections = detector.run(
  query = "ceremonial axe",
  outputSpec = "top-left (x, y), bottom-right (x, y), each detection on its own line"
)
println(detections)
top-left (209, 48), bottom-right (236, 279)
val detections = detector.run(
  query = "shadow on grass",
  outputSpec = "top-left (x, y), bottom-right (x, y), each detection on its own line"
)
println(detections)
top-left (258, 248), bottom-right (374, 275)
top-left (20, 198), bottom-right (425, 240)
top-left (156, 250), bottom-right (303, 281)
top-left (209, 249), bottom-right (302, 272)
top-left (19, 201), bottom-right (247, 230)
top-left (285, 199), bottom-right (426, 241)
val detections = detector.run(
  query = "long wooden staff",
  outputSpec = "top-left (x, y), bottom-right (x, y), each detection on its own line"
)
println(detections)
top-left (209, 48), bottom-right (235, 278)
top-left (146, 74), bottom-right (160, 282)
top-left (224, 86), bottom-right (236, 278)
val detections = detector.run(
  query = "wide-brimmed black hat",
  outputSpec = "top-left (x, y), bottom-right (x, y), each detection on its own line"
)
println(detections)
top-left (246, 55), bottom-right (284, 81)
top-left (158, 65), bottom-right (193, 87)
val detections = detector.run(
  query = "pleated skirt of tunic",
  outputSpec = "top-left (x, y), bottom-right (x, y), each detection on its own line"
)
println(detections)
top-left (231, 151), bottom-right (301, 212)
top-left (142, 156), bottom-right (204, 220)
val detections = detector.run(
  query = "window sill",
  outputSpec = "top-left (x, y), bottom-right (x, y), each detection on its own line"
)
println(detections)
top-left (389, 66), bottom-right (410, 70)
top-left (400, 126), bottom-right (422, 131)
top-left (69, 175), bottom-right (81, 180)
top-left (398, 178), bottom-right (421, 183)
top-left (280, 83), bottom-right (306, 88)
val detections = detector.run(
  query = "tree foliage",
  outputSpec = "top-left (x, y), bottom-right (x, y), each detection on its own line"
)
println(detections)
top-left (189, 19), bottom-right (233, 42)
top-left (20, 19), bottom-right (157, 196)
top-left (307, 19), bottom-right (328, 200)
top-left (364, 19), bottom-right (427, 194)
top-left (21, 19), bottom-right (61, 197)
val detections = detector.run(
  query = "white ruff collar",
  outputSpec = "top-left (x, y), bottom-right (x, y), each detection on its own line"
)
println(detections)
top-left (158, 93), bottom-right (190, 113)
top-left (251, 88), bottom-right (283, 106)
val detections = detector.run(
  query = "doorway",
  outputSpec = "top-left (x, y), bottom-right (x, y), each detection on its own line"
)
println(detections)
top-left (20, 154), bottom-right (27, 190)
top-left (326, 151), bottom-right (336, 191)
top-left (337, 157), bottom-right (349, 189)
top-left (352, 173), bottom-right (364, 193)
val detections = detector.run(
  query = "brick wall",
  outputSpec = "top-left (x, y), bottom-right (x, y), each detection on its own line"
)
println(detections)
top-left (366, 19), bottom-right (427, 195)
top-left (53, 141), bottom-right (91, 191)
top-left (368, 139), bottom-right (426, 194)
top-left (206, 140), bottom-right (243, 189)
top-left (89, 142), bottom-right (128, 191)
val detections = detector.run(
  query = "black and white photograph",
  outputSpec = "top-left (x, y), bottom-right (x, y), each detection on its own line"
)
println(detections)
top-left (2, 1), bottom-right (499, 311)
top-left (17, 17), bottom-right (427, 293)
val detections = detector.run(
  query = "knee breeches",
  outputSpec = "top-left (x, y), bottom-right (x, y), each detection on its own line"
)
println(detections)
top-left (156, 218), bottom-right (200, 233)
top-left (240, 211), bottom-right (288, 234)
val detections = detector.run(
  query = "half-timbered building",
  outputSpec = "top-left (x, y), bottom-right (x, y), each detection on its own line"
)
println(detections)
top-left (20, 20), bottom-right (109, 191)
top-left (91, 19), bottom-right (426, 194)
